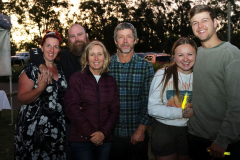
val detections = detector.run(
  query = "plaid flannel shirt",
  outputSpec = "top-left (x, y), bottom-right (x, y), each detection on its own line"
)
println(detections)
top-left (109, 53), bottom-right (154, 137)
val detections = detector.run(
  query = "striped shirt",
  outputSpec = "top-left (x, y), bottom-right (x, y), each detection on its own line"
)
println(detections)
top-left (109, 53), bottom-right (154, 137)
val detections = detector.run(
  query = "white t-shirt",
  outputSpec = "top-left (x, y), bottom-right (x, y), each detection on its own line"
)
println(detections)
top-left (148, 68), bottom-right (193, 127)
top-left (94, 75), bottom-right (101, 83)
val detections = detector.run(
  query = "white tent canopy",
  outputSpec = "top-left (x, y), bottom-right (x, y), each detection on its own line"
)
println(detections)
top-left (0, 14), bottom-right (13, 124)
top-left (0, 14), bottom-right (11, 75)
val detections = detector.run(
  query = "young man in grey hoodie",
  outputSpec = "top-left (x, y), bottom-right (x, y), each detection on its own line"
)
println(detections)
top-left (187, 5), bottom-right (240, 160)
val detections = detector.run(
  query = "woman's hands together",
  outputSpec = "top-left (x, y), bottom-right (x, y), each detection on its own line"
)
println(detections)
top-left (37, 68), bottom-right (52, 91)
top-left (90, 131), bottom-right (105, 146)
top-left (39, 64), bottom-right (53, 84)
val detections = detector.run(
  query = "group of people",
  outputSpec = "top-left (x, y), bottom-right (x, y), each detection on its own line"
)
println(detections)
top-left (14, 4), bottom-right (240, 160)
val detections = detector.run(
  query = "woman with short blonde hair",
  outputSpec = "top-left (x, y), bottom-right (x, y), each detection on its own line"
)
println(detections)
top-left (65, 40), bottom-right (120, 160)
top-left (81, 41), bottom-right (111, 74)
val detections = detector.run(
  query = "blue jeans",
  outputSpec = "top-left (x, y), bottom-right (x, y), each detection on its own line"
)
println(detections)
top-left (70, 142), bottom-right (112, 160)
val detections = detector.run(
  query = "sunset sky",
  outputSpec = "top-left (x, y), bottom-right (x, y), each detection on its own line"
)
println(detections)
top-left (5, 0), bottom-right (238, 51)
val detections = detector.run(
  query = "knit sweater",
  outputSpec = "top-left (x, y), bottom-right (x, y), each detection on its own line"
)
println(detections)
top-left (148, 68), bottom-right (193, 127)
top-left (188, 42), bottom-right (240, 149)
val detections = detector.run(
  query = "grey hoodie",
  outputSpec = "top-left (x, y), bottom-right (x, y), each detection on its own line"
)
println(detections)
top-left (188, 42), bottom-right (240, 149)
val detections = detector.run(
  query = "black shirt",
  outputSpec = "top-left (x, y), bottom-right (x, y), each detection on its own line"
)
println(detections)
top-left (30, 48), bottom-right (81, 82)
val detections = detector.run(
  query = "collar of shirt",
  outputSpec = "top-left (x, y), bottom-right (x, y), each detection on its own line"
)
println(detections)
top-left (85, 65), bottom-right (109, 77)
top-left (111, 52), bottom-right (138, 64)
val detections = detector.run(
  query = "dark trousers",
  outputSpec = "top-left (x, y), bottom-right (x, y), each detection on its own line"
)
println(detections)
top-left (70, 142), bottom-right (112, 160)
top-left (66, 118), bottom-right (71, 160)
top-left (187, 133), bottom-right (240, 160)
top-left (108, 132), bottom-right (149, 160)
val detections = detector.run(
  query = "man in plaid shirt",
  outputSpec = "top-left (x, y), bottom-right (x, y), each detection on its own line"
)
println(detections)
top-left (108, 22), bottom-right (154, 160)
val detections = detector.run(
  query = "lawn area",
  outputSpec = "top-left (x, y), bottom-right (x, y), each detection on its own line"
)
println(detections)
top-left (0, 109), bottom-right (18, 160)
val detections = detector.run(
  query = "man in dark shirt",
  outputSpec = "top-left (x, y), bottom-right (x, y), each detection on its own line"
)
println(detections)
top-left (30, 24), bottom-right (89, 82)
top-left (30, 24), bottom-right (89, 160)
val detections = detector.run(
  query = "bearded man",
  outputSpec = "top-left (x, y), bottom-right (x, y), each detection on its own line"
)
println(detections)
top-left (30, 24), bottom-right (89, 82)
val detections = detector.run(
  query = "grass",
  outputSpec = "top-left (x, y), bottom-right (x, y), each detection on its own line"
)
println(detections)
top-left (0, 65), bottom-right (24, 83)
top-left (0, 110), bottom-right (18, 160)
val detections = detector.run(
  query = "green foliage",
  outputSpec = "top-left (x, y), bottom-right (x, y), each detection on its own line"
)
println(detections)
top-left (151, 63), bottom-right (168, 73)
top-left (163, 33), bottom-right (180, 55)
top-left (27, 0), bottom-right (69, 36)
top-left (0, 0), bottom-right (4, 14)
top-left (206, 0), bottom-right (240, 48)
top-left (1, 0), bottom-right (240, 54)
top-left (19, 41), bottom-right (38, 52)
top-left (10, 42), bottom-right (18, 56)
top-left (2, 0), bottom-right (70, 50)
top-left (0, 66), bottom-right (24, 83)
top-left (78, 0), bottom-right (201, 53)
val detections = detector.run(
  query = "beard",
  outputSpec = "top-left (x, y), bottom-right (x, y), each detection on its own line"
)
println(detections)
top-left (69, 37), bottom-right (89, 57)
top-left (117, 43), bottom-right (134, 54)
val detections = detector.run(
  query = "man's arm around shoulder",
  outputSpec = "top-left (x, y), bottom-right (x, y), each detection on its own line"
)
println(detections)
top-left (30, 48), bottom-right (45, 67)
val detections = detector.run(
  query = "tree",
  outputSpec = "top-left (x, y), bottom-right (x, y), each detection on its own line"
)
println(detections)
top-left (19, 41), bottom-right (38, 51)
top-left (6, 0), bottom-right (70, 48)
top-left (3, 0), bottom-right (239, 54)
top-left (79, 0), bottom-right (129, 54)
top-left (132, 2), bottom-right (158, 52)
top-left (148, 0), bottom-right (168, 53)
top-left (10, 41), bottom-right (18, 56)
top-left (28, 0), bottom-right (69, 37)
top-left (207, 0), bottom-right (240, 48)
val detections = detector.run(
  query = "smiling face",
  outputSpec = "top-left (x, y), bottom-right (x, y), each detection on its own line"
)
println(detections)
top-left (88, 45), bottom-right (105, 75)
top-left (190, 12), bottom-right (217, 43)
top-left (41, 37), bottom-right (60, 63)
top-left (68, 24), bottom-right (88, 44)
top-left (115, 29), bottom-right (136, 54)
top-left (174, 44), bottom-right (196, 74)
top-left (68, 24), bottom-right (89, 56)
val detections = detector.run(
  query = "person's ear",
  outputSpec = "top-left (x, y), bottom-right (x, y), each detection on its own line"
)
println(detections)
top-left (134, 39), bottom-right (137, 44)
top-left (213, 18), bottom-right (218, 29)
